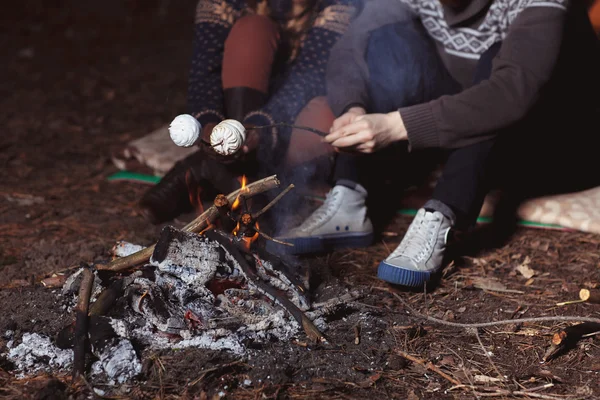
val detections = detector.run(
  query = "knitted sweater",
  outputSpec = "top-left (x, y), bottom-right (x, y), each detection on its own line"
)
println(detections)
top-left (326, 0), bottom-right (600, 150)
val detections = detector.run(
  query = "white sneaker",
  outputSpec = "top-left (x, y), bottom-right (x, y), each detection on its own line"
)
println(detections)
top-left (377, 208), bottom-right (452, 287)
top-left (273, 185), bottom-right (374, 254)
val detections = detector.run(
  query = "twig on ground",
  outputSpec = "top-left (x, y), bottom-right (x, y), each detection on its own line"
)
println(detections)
top-left (380, 287), bottom-right (600, 329)
top-left (72, 266), bottom-right (94, 381)
top-left (473, 329), bottom-right (506, 383)
top-left (449, 383), bottom-right (572, 399)
top-left (394, 348), bottom-right (462, 386)
top-left (543, 322), bottom-right (600, 362)
top-left (96, 175), bottom-right (280, 272)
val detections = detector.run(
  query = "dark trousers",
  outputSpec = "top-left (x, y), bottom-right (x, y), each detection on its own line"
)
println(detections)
top-left (333, 20), bottom-right (600, 229)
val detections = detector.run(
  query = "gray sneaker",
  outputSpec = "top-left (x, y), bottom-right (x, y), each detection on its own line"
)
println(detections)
top-left (377, 208), bottom-right (452, 287)
top-left (272, 185), bottom-right (374, 255)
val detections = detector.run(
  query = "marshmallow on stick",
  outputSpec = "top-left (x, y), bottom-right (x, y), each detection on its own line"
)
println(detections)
top-left (169, 114), bottom-right (201, 147)
top-left (210, 119), bottom-right (246, 156)
top-left (168, 114), bottom-right (247, 156)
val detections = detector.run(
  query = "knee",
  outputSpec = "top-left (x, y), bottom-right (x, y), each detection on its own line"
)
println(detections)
top-left (227, 15), bottom-right (279, 45)
top-left (366, 22), bottom-right (426, 66)
top-left (303, 96), bottom-right (333, 117)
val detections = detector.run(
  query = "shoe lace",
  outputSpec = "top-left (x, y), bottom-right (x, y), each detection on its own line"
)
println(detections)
top-left (389, 211), bottom-right (442, 262)
top-left (297, 189), bottom-right (341, 232)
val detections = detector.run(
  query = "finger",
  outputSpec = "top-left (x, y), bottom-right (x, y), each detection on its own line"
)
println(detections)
top-left (355, 140), bottom-right (376, 153)
top-left (323, 130), bottom-right (345, 143)
top-left (326, 119), bottom-right (371, 142)
top-left (331, 114), bottom-right (354, 131)
top-left (330, 129), bottom-right (373, 148)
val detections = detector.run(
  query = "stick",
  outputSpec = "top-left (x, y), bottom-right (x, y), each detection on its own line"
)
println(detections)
top-left (252, 184), bottom-right (295, 220)
top-left (247, 123), bottom-right (328, 138)
top-left (579, 288), bottom-right (600, 304)
top-left (88, 279), bottom-right (125, 316)
top-left (474, 329), bottom-right (505, 382)
top-left (256, 229), bottom-right (294, 247)
top-left (72, 266), bottom-right (94, 380)
top-left (542, 322), bottom-right (600, 362)
top-left (383, 289), bottom-right (600, 329)
top-left (97, 175), bottom-right (280, 272)
top-left (394, 348), bottom-right (462, 386)
top-left (213, 194), bottom-right (237, 232)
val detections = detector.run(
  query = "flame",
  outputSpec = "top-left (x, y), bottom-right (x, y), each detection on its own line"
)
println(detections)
top-left (231, 175), bottom-right (248, 211)
top-left (240, 221), bottom-right (260, 251)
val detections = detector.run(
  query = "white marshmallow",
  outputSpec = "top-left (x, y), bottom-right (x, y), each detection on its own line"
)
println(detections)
top-left (210, 119), bottom-right (246, 156)
top-left (169, 114), bottom-right (201, 147)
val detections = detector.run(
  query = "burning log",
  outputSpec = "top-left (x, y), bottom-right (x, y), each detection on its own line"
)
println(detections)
top-left (214, 194), bottom-right (237, 232)
top-left (579, 288), bottom-right (600, 304)
top-left (97, 174), bottom-right (281, 272)
top-left (72, 265), bottom-right (94, 380)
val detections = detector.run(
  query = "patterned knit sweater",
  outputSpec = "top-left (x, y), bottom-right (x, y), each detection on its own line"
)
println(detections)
top-left (187, 0), bottom-right (360, 163)
top-left (327, 0), bottom-right (600, 150)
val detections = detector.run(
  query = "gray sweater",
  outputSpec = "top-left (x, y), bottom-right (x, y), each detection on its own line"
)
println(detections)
top-left (326, 0), bottom-right (594, 150)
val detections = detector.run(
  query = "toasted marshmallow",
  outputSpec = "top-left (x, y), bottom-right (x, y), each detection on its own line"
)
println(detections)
top-left (210, 119), bottom-right (246, 156)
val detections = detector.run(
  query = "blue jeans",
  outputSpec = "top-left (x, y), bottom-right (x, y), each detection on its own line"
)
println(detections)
top-left (333, 21), bottom-right (498, 228)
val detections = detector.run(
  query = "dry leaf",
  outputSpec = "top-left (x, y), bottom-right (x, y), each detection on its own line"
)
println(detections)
top-left (525, 278), bottom-right (535, 286)
top-left (472, 277), bottom-right (524, 293)
top-left (516, 256), bottom-right (536, 279)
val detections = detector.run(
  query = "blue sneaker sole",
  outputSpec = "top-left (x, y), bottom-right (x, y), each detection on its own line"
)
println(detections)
top-left (377, 261), bottom-right (434, 287)
top-left (267, 232), bottom-right (374, 255)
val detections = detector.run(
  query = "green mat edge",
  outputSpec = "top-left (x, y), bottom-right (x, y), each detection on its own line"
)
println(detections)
top-left (108, 171), bottom-right (566, 230)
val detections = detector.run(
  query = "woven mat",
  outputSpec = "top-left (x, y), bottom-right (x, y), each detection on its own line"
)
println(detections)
top-left (110, 129), bottom-right (600, 234)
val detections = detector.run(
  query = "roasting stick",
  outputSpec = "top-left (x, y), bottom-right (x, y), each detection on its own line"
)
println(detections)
top-left (96, 175), bottom-right (281, 272)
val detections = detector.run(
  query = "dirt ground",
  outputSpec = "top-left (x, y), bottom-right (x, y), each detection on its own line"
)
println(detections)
top-left (2, 1), bottom-right (600, 399)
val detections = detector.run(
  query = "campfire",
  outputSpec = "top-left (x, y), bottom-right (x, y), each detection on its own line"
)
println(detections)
top-left (4, 175), bottom-right (358, 385)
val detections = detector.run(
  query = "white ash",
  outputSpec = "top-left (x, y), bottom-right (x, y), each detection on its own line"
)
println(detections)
top-left (91, 338), bottom-right (142, 384)
top-left (5, 333), bottom-right (73, 377)
top-left (150, 232), bottom-right (225, 287)
top-left (111, 241), bottom-right (146, 258)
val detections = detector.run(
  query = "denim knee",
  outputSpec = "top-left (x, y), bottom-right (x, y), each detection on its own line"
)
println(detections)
top-left (366, 22), bottom-right (456, 112)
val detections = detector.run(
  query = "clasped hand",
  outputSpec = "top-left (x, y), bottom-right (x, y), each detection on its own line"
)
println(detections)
top-left (324, 107), bottom-right (408, 153)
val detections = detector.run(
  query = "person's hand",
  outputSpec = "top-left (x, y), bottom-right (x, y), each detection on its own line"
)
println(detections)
top-left (324, 111), bottom-right (407, 153)
top-left (241, 124), bottom-right (259, 154)
top-left (330, 106), bottom-right (367, 133)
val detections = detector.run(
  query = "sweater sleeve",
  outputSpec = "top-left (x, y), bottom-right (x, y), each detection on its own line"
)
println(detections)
top-left (326, 0), bottom-right (417, 116)
top-left (402, 4), bottom-right (568, 150)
